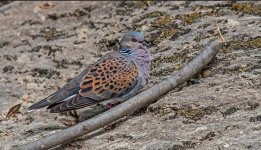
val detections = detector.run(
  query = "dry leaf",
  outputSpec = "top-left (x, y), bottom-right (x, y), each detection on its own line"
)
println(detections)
top-left (6, 103), bottom-right (22, 119)
top-left (38, 2), bottom-right (56, 9)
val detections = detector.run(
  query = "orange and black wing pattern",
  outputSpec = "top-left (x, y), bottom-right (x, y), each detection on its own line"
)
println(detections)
top-left (79, 54), bottom-right (139, 100)
top-left (49, 54), bottom-right (140, 113)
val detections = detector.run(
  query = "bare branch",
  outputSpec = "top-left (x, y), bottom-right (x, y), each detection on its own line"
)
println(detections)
top-left (0, 1), bottom-right (23, 12)
top-left (14, 39), bottom-right (224, 150)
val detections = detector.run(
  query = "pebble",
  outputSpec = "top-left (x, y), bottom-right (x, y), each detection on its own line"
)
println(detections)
top-left (17, 54), bottom-right (31, 64)
top-left (227, 19), bottom-right (240, 27)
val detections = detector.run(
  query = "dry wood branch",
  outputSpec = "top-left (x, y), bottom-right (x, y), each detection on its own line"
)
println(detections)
top-left (14, 39), bottom-right (224, 150)
top-left (0, 1), bottom-right (23, 12)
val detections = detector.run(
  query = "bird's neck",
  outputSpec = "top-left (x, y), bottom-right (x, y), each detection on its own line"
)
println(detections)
top-left (119, 46), bottom-right (132, 55)
top-left (120, 46), bottom-right (151, 85)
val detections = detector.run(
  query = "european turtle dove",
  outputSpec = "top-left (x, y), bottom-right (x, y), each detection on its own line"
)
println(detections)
top-left (28, 31), bottom-right (151, 113)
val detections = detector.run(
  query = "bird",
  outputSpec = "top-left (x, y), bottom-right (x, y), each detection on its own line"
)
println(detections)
top-left (28, 31), bottom-right (151, 113)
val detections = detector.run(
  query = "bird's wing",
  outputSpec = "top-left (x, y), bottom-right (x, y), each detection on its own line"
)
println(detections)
top-left (50, 53), bottom-right (140, 113)
top-left (27, 64), bottom-right (92, 110)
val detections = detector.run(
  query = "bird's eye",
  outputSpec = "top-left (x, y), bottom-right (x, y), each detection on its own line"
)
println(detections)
top-left (131, 38), bottom-right (138, 42)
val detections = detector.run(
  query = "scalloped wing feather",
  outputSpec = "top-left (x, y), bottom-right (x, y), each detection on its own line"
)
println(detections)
top-left (79, 54), bottom-right (139, 100)
top-left (49, 54), bottom-right (140, 113)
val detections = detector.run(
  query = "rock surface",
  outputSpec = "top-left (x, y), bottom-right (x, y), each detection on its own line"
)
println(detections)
top-left (0, 1), bottom-right (260, 150)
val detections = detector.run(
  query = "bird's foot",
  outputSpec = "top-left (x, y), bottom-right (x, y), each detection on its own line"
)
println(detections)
top-left (68, 110), bottom-right (80, 122)
top-left (105, 101), bottom-right (121, 109)
top-left (99, 98), bottom-right (123, 109)
top-left (106, 103), bottom-right (114, 109)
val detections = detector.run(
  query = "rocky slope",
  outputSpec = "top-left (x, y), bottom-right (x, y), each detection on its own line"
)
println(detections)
top-left (0, 1), bottom-right (260, 150)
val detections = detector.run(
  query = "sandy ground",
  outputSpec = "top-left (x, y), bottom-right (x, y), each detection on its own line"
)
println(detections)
top-left (0, 1), bottom-right (260, 150)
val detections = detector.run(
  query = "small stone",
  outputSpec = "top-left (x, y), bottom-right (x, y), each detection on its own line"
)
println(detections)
top-left (140, 140), bottom-right (174, 150)
top-left (227, 19), bottom-right (240, 27)
top-left (77, 27), bottom-right (88, 40)
top-left (202, 70), bottom-right (212, 78)
top-left (223, 143), bottom-right (230, 148)
top-left (141, 25), bottom-right (149, 31)
top-left (253, 69), bottom-right (261, 75)
top-left (17, 54), bottom-right (31, 64)
top-left (26, 83), bottom-right (38, 90)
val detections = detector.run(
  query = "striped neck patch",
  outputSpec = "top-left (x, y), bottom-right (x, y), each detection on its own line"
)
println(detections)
top-left (119, 47), bottom-right (132, 55)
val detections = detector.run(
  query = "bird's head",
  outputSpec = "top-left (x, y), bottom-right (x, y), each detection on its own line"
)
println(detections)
top-left (119, 31), bottom-right (150, 53)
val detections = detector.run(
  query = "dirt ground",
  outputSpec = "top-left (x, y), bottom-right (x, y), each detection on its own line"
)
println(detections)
top-left (0, 1), bottom-right (260, 150)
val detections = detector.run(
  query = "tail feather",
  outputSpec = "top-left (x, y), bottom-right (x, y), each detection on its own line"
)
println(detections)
top-left (27, 98), bottom-right (50, 110)
top-left (27, 67), bottom-right (91, 111)
top-left (50, 95), bottom-right (98, 113)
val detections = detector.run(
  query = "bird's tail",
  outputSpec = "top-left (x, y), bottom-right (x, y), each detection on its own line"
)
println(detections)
top-left (27, 98), bottom-right (50, 111)
top-left (50, 94), bottom-right (98, 113)
top-left (27, 90), bottom-right (68, 111)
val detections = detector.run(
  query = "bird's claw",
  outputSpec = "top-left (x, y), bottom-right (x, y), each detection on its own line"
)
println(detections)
top-left (105, 101), bottom-right (121, 109)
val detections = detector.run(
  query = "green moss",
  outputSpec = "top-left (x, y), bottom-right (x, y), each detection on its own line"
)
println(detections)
top-left (152, 52), bottom-right (192, 69)
top-left (133, 11), bottom-right (169, 24)
top-left (134, 12), bottom-right (191, 45)
top-left (41, 28), bottom-right (61, 39)
top-left (117, 1), bottom-right (157, 16)
top-left (223, 37), bottom-right (261, 52)
top-left (224, 64), bottom-right (255, 75)
top-left (201, 70), bottom-right (212, 78)
top-left (151, 45), bottom-right (202, 77)
top-left (158, 107), bottom-right (174, 115)
top-left (176, 13), bottom-right (202, 25)
top-left (148, 103), bottom-right (178, 115)
top-left (177, 108), bottom-right (203, 118)
top-left (48, 8), bottom-right (91, 20)
top-left (131, 1), bottom-right (156, 9)
top-left (119, 1), bottom-right (156, 9)
top-left (175, 11), bottom-right (218, 25)
top-left (151, 15), bottom-right (172, 27)
top-left (191, 3), bottom-right (232, 11)
top-left (146, 12), bottom-right (189, 45)
top-left (171, 28), bottom-right (191, 41)
top-left (151, 44), bottom-right (202, 77)
top-left (249, 38), bottom-right (261, 47)
top-left (159, 27), bottom-right (176, 41)
top-left (185, 13), bottom-right (202, 25)
top-left (231, 3), bottom-right (261, 15)
top-left (176, 106), bottom-right (218, 121)
top-left (152, 67), bottom-right (176, 77)
top-left (149, 27), bottom-right (177, 45)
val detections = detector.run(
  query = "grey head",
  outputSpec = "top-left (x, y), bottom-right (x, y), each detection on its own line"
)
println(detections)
top-left (119, 31), bottom-right (150, 54)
